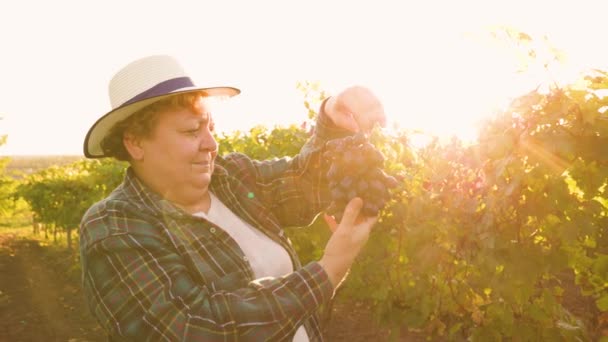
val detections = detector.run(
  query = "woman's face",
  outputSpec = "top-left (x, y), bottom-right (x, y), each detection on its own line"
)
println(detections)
top-left (136, 101), bottom-right (218, 199)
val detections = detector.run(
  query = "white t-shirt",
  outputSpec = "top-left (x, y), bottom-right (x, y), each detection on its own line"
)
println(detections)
top-left (193, 192), bottom-right (309, 342)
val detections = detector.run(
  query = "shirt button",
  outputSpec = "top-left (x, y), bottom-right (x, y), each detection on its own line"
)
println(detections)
top-left (210, 227), bottom-right (216, 234)
top-left (243, 256), bottom-right (249, 262)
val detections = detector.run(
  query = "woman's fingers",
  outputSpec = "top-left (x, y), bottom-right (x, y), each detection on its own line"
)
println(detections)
top-left (323, 213), bottom-right (338, 233)
top-left (339, 197), bottom-right (363, 227)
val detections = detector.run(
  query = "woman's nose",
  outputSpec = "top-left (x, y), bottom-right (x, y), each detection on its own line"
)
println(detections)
top-left (200, 129), bottom-right (218, 152)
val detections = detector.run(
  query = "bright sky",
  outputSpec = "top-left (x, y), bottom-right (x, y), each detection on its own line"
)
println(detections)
top-left (1, 0), bottom-right (607, 155)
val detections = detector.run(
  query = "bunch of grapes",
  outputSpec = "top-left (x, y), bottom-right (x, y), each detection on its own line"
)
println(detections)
top-left (323, 133), bottom-right (399, 220)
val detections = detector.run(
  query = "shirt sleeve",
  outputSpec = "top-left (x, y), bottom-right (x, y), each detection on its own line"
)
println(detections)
top-left (221, 100), bottom-right (353, 227)
top-left (80, 203), bottom-right (334, 341)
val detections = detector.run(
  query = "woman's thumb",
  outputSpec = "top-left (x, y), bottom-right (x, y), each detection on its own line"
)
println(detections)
top-left (333, 111), bottom-right (359, 133)
top-left (340, 197), bottom-right (363, 226)
top-left (343, 113), bottom-right (360, 133)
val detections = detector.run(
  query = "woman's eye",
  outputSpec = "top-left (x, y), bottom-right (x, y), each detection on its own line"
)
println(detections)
top-left (185, 128), bottom-right (200, 136)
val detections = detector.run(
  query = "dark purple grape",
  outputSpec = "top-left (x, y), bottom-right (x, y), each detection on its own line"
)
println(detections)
top-left (357, 179), bottom-right (369, 192)
top-left (352, 154), bottom-right (366, 166)
top-left (383, 174), bottom-right (399, 188)
top-left (323, 133), bottom-right (397, 221)
top-left (362, 202), bottom-right (380, 216)
top-left (346, 189), bottom-right (358, 201)
top-left (370, 149), bottom-right (385, 166)
top-left (365, 167), bottom-right (382, 179)
top-left (326, 139), bottom-right (342, 149)
top-left (340, 176), bottom-right (354, 188)
top-left (327, 164), bottom-right (339, 180)
top-left (353, 132), bottom-right (367, 145)
top-left (369, 179), bottom-right (385, 192)
top-left (343, 150), bottom-right (354, 161)
top-left (331, 188), bottom-right (346, 200)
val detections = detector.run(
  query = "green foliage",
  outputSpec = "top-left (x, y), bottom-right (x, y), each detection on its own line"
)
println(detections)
top-left (339, 72), bottom-right (607, 340)
top-left (13, 158), bottom-right (126, 246)
top-left (215, 124), bottom-right (311, 159)
top-left (0, 135), bottom-right (18, 219)
top-left (296, 81), bottom-right (328, 121)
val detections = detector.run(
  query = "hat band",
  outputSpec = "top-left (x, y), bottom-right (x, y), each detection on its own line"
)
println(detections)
top-left (119, 76), bottom-right (195, 108)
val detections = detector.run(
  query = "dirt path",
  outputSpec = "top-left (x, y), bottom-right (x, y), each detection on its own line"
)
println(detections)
top-left (0, 233), bottom-right (104, 342)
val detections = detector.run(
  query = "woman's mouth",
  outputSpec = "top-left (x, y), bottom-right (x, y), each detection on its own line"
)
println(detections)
top-left (192, 162), bottom-right (211, 171)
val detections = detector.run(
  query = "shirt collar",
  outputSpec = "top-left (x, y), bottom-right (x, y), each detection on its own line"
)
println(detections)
top-left (121, 164), bottom-right (229, 218)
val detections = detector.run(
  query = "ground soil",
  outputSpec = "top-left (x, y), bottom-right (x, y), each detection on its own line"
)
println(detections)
top-left (0, 233), bottom-right (604, 342)
top-left (0, 233), bottom-right (104, 342)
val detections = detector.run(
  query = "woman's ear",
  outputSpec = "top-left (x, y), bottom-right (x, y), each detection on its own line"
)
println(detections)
top-left (123, 133), bottom-right (144, 161)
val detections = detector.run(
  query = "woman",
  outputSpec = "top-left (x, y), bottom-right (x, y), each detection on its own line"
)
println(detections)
top-left (80, 55), bottom-right (385, 341)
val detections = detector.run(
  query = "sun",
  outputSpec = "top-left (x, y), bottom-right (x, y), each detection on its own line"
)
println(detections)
top-left (386, 27), bottom-right (566, 144)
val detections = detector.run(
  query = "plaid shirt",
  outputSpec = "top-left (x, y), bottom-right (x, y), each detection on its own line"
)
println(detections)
top-left (79, 109), bottom-right (351, 341)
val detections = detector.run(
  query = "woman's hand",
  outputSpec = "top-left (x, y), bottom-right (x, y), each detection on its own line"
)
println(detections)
top-left (318, 197), bottom-right (378, 288)
top-left (324, 86), bottom-right (386, 133)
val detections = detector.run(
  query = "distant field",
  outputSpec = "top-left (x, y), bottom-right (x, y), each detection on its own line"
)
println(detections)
top-left (4, 155), bottom-right (84, 177)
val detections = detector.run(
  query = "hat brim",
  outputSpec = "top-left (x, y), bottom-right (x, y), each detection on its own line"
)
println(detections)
top-left (83, 86), bottom-right (240, 158)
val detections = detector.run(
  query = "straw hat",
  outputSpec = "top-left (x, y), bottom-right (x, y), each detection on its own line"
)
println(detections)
top-left (83, 55), bottom-right (240, 158)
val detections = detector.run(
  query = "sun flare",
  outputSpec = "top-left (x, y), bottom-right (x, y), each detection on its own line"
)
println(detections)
top-left (386, 27), bottom-right (579, 144)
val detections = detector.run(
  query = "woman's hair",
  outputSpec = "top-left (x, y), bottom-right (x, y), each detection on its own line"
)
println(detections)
top-left (101, 92), bottom-right (208, 161)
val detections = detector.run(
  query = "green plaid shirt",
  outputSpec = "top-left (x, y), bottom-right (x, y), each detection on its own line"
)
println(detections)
top-left (79, 109), bottom-right (351, 341)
